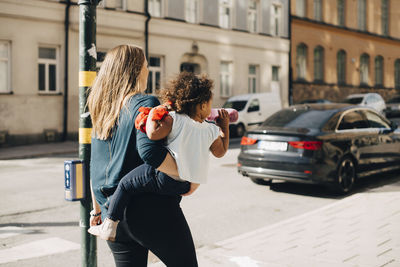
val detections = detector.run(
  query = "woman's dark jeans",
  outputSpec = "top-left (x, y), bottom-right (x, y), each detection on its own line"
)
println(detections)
top-left (106, 164), bottom-right (197, 266)
top-left (107, 164), bottom-right (190, 221)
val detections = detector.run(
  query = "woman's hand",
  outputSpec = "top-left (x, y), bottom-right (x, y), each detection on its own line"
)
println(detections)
top-left (182, 183), bottom-right (200, 196)
top-left (89, 210), bottom-right (102, 226)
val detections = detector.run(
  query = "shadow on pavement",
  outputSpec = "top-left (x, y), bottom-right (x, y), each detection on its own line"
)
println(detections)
top-left (265, 170), bottom-right (400, 199)
top-left (0, 222), bottom-right (79, 227)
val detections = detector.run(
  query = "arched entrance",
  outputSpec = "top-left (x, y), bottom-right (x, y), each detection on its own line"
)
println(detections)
top-left (180, 43), bottom-right (208, 74)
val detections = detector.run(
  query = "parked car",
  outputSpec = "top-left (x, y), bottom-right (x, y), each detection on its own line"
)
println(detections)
top-left (299, 99), bottom-right (332, 104)
top-left (237, 104), bottom-right (400, 194)
top-left (223, 92), bottom-right (282, 137)
top-left (384, 95), bottom-right (400, 118)
top-left (343, 93), bottom-right (386, 114)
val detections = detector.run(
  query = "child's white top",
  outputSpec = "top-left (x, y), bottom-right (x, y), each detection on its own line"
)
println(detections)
top-left (166, 111), bottom-right (220, 184)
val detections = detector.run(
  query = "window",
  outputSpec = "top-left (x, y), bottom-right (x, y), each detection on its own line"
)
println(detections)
top-left (247, 99), bottom-right (260, 112)
top-left (115, 0), bottom-right (126, 10)
top-left (148, 56), bottom-right (163, 95)
top-left (314, 0), bottom-right (322, 21)
top-left (337, 0), bottom-right (345, 26)
top-left (364, 110), bottom-right (390, 128)
top-left (272, 66), bottom-right (280, 81)
top-left (185, 0), bottom-right (199, 23)
top-left (358, 0), bottom-right (367, 31)
top-left (314, 46), bottom-right (324, 82)
top-left (270, 4), bottom-right (282, 36)
top-left (38, 47), bottom-right (58, 93)
top-left (0, 41), bottom-right (10, 93)
top-left (220, 61), bottom-right (232, 97)
top-left (219, 0), bottom-right (232, 29)
top-left (248, 64), bottom-right (259, 93)
top-left (338, 111), bottom-right (368, 130)
top-left (360, 53), bottom-right (370, 85)
top-left (375, 56), bottom-right (384, 87)
top-left (149, 0), bottom-right (163, 17)
top-left (395, 59), bottom-right (400, 89)
top-left (296, 43), bottom-right (307, 80)
top-left (296, 0), bottom-right (306, 17)
top-left (247, 0), bottom-right (258, 33)
top-left (381, 0), bottom-right (389, 35)
top-left (337, 50), bottom-right (346, 84)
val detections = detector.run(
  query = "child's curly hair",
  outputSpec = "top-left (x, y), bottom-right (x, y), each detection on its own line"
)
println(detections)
top-left (161, 71), bottom-right (213, 117)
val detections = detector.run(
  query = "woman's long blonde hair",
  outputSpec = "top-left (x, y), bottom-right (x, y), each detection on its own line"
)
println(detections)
top-left (87, 45), bottom-right (145, 140)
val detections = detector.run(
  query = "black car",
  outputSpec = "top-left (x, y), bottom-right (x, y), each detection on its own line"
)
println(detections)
top-left (237, 104), bottom-right (400, 193)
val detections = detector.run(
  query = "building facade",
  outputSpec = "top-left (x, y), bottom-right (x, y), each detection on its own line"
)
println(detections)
top-left (291, 0), bottom-right (400, 103)
top-left (0, 0), bottom-right (289, 146)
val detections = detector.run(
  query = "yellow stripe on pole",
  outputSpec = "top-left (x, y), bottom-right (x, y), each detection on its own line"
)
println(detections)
top-left (75, 163), bottom-right (83, 199)
top-left (79, 71), bottom-right (97, 87)
top-left (79, 128), bottom-right (92, 144)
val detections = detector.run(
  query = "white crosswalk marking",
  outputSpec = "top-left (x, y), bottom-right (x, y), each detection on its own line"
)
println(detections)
top-left (0, 237), bottom-right (80, 264)
top-left (0, 226), bottom-right (34, 239)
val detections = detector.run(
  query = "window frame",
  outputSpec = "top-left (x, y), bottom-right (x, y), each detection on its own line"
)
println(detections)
top-left (149, 0), bottom-right (164, 17)
top-left (272, 66), bottom-right (280, 82)
top-left (313, 0), bottom-right (323, 21)
top-left (148, 55), bottom-right (164, 95)
top-left (296, 43), bottom-right (308, 80)
top-left (185, 0), bottom-right (200, 24)
top-left (270, 3), bottom-right (283, 36)
top-left (358, 0), bottom-right (367, 31)
top-left (296, 0), bottom-right (306, 17)
top-left (360, 53), bottom-right (370, 86)
top-left (337, 0), bottom-right (345, 26)
top-left (247, 0), bottom-right (259, 33)
top-left (38, 46), bottom-right (60, 94)
top-left (115, 0), bottom-right (127, 10)
top-left (374, 55), bottom-right (384, 87)
top-left (220, 61), bottom-right (233, 98)
top-left (313, 46), bottom-right (324, 82)
top-left (337, 50), bottom-right (347, 85)
top-left (0, 40), bottom-right (11, 93)
top-left (219, 0), bottom-right (233, 29)
top-left (248, 64), bottom-right (259, 94)
top-left (381, 0), bottom-right (389, 36)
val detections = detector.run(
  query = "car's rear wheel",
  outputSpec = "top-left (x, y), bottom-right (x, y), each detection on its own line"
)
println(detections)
top-left (250, 177), bottom-right (272, 186)
top-left (333, 156), bottom-right (356, 194)
top-left (236, 123), bottom-right (245, 137)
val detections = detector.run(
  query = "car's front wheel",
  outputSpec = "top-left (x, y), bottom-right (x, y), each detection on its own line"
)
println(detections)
top-left (250, 177), bottom-right (272, 186)
top-left (333, 156), bottom-right (356, 194)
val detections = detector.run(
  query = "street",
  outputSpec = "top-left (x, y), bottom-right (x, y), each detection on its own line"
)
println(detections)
top-left (1, 143), bottom-right (400, 267)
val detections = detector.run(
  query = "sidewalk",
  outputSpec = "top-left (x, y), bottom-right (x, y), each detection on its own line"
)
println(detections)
top-left (0, 141), bottom-right (78, 160)
top-left (150, 191), bottom-right (400, 267)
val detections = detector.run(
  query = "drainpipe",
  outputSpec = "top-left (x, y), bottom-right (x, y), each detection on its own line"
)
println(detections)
top-left (144, 0), bottom-right (151, 61)
top-left (63, 0), bottom-right (71, 141)
top-left (288, 0), bottom-right (293, 106)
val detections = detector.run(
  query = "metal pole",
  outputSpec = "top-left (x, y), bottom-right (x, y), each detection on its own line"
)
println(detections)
top-left (288, 0), bottom-right (293, 106)
top-left (78, 0), bottom-right (97, 266)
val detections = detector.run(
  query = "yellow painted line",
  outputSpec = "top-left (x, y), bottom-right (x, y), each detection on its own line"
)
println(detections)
top-left (79, 71), bottom-right (96, 87)
top-left (79, 128), bottom-right (92, 144)
top-left (75, 163), bottom-right (83, 199)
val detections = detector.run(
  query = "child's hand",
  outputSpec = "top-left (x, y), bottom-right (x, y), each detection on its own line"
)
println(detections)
top-left (182, 183), bottom-right (200, 196)
top-left (216, 109), bottom-right (229, 130)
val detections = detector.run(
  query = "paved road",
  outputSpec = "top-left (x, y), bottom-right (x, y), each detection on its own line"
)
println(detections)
top-left (1, 146), bottom-right (400, 266)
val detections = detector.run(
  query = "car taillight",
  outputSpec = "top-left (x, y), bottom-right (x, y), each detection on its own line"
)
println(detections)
top-left (288, 141), bottom-right (322, 150)
top-left (240, 136), bottom-right (257, 145)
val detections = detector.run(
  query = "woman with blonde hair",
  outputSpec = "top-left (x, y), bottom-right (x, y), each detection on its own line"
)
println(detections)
top-left (88, 44), bottom-right (198, 266)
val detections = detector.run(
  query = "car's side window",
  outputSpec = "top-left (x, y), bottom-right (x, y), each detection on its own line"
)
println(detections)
top-left (338, 111), bottom-right (369, 130)
top-left (248, 99), bottom-right (260, 112)
top-left (363, 111), bottom-right (390, 128)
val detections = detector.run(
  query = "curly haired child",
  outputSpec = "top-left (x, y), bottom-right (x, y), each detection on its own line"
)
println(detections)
top-left (88, 71), bottom-right (229, 241)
